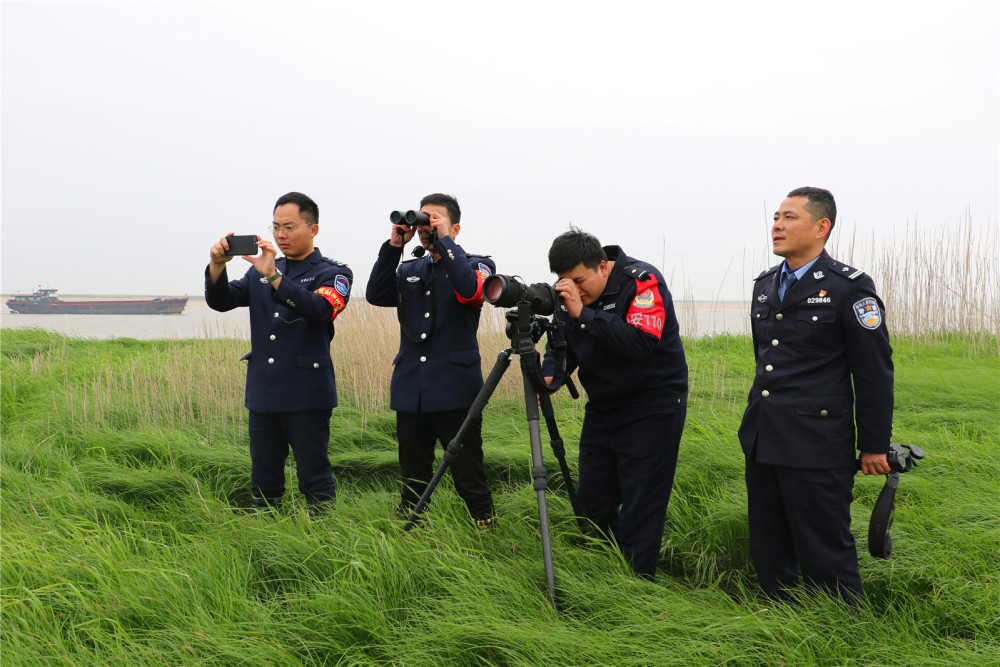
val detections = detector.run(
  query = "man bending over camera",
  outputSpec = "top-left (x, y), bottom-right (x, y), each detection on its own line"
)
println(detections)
top-left (543, 228), bottom-right (688, 578)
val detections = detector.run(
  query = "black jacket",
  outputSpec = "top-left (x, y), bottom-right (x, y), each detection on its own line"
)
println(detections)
top-left (366, 235), bottom-right (494, 413)
top-left (205, 248), bottom-right (352, 413)
top-left (738, 250), bottom-right (894, 468)
top-left (543, 246), bottom-right (688, 411)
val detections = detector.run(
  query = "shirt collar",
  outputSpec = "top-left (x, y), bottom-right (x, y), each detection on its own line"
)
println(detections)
top-left (783, 255), bottom-right (821, 280)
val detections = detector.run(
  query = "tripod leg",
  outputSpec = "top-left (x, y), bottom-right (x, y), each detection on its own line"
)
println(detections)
top-left (538, 392), bottom-right (585, 532)
top-left (403, 349), bottom-right (512, 531)
top-left (523, 374), bottom-right (558, 607)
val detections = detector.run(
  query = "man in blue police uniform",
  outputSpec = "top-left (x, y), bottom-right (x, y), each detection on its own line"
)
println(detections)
top-left (739, 186), bottom-right (893, 602)
top-left (366, 193), bottom-right (495, 525)
top-left (542, 229), bottom-right (688, 578)
top-left (205, 192), bottom-right (351, 512)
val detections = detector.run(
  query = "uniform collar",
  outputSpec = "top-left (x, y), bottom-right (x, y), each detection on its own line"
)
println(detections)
top-left (775, 250), bottom-right (833, 308)
top-left (782, 253), bottom-right (822, 280)
top-left (601, 245), bottom-right (626, 297)
top-left (278, 248), bottom-right (322, 279)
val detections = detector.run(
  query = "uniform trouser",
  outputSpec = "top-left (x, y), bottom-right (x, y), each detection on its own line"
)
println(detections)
top-left (577, 404), bottom-right (686, 578)
top-left (248, 409), bottom-right (336, 505)
top-left (396, 409), bottom-right (494, 520)
top-left (745, 458), bottom-right (863, 602)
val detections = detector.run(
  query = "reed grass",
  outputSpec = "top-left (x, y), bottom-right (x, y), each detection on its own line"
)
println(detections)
top-left (2, 227), bottom-right (998, 664)
top-left (828, 211), bottom-right (999, 354)
top-left (2, 325), bottom-right (998, 665)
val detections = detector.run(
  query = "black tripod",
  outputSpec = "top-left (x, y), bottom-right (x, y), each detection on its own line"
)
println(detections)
top-left (401, 301), bottom-right (581, 606)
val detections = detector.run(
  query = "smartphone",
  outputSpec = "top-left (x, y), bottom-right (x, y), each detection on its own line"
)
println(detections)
top-left (224, 235), bottom-right (259, 256)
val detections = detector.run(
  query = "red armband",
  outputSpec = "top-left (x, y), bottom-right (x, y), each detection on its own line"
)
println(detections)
top-left (455, 266), bottom-right (490, 306)
top-left (315, 286), bottom-right (347, 321)
top-left (625, 276), bottom-right (665, 339)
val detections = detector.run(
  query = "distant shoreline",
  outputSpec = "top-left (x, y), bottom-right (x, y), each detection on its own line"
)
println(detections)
top-left (1, 293), bottom-right (745, 308)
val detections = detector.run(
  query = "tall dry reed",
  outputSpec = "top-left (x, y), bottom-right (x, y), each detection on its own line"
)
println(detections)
top-left (830, 211), bottom-right (998, 354)
top-left (53, 218), bottom-right (997, 430)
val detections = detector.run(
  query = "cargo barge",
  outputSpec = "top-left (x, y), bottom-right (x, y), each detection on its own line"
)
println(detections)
top-left (5, 289), bottom-right (188, 315)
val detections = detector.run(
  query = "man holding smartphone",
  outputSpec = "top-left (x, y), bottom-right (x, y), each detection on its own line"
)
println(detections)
top-left (205, 192), bottom-right (352, 513)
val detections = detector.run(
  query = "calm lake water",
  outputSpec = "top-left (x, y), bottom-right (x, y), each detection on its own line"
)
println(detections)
top-left (1, 297), bottom-right (750, 340)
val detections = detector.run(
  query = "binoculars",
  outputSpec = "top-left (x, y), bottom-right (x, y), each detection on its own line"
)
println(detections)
top-left (389, 210), bottom-right (431, 226)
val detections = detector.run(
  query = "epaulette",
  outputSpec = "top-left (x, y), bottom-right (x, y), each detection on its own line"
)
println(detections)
top-left (754, 265), bottom-right (780, 281)
top-left (623, 264), bottom-right (650, 281)
top-left (401, 257), bottom-right (421, 264)
top-left (323, 257), bottom-right (348, 267)
top-left (828, 260), bottom-right (865, 280)
top-left (466, 253), bottom-right (492, 259)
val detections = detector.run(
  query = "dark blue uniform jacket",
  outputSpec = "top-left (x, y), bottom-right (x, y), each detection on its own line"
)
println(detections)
top-left (737, 250), bottom-right (893, 469)
top-left (205, 248), bottom-right (352, 413)
top-left (366, 235), bottom-right (495, 413)
top-left (543, 246), bottom-right (688, 411)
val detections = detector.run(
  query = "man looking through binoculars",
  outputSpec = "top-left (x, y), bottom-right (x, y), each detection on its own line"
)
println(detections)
top-left (543, 229), bottom-right (688, 578)
top-left (366, 193), bottom-right (496, 526)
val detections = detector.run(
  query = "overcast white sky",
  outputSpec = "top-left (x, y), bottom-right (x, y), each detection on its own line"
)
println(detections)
top-left (2, 0), bottom-right (997, 300)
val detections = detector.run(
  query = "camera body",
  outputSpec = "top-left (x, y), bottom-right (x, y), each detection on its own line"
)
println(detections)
top-left (885, 442), bottom-right (925, 473)
top-left (483, 274), bottom-right (559, 316)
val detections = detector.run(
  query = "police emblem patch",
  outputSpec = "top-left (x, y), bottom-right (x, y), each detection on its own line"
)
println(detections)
top-left (853, 297), bottom-right (882, 330)
top-left (478, 263), bottom-right (492, 276)
top-left (633, 288), bottom-right (655, 308)
top-left (335, 275), bottom-right (351, 296)
top-left (757, 294), bottom-right (767, 303)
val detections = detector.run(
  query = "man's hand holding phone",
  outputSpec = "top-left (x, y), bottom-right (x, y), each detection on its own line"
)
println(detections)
top-left (246, 238), bottom-right (279, 287)
top-left (209, 233), bottom-right (264, 284)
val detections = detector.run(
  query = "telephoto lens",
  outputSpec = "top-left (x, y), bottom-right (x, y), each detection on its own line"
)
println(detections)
top-left (484, 275), bottom-right (525, 308)
top-left (484, 275), bottom-right (559, 316)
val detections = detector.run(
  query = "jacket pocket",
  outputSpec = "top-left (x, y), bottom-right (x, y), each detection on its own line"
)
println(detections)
top-left (795, 395), bottom-right (849, 418)
top-left (297, 355), bottom-right (332, 370)
top-left (448, 349), bottom-right (481, 366)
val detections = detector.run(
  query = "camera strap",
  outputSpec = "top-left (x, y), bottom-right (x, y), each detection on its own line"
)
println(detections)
top-left (864, 443), bottom-right (925, 559)
top-left (868, 471), bottom-right (899, 559)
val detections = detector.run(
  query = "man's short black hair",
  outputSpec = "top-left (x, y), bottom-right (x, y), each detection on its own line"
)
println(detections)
top-left (420, 193), bottom-right (461, 225)
top-left (274, 192), bottom-right (319, 226)
top-left (787, 186), bottom-right (836, 237)
top-left (548, 227), bottom-right (607, 274)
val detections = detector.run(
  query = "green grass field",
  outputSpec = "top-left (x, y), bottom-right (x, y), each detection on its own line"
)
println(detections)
top-left (2, 328), bottom-right (998, 665)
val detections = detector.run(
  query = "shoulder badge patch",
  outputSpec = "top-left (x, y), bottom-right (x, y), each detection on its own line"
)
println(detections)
top-left (633, 288), bottom-right (655, 309)
top-left (478, 263), bottom-right (492, 276)
top-left (335, 275), bottom-right (351, 296)
top-left (853, 297), bottom-right (882, 330)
